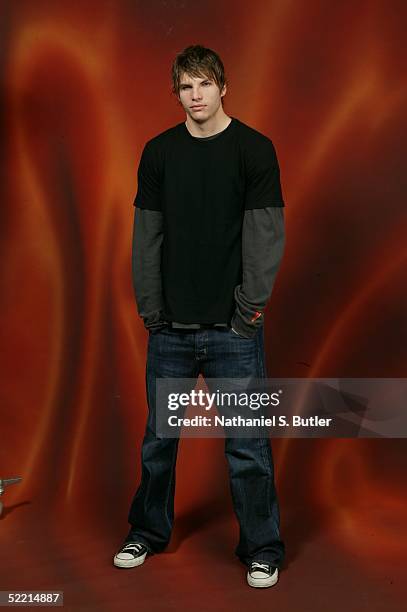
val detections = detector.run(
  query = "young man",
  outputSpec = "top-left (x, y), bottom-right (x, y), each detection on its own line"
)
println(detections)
top-left (114, 45), bottom-right (286, 588)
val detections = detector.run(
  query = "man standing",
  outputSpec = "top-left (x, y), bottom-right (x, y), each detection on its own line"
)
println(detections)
top-left (114, 45), bottom-right (286, 588)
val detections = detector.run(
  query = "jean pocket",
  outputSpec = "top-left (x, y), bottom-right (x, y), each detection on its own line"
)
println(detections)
top-left (230, 327), bottom-right (252, 340)
top-left (148, 325), bottom-right (169, 335)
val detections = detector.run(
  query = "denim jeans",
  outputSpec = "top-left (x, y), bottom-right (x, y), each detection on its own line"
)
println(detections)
top-left (126, 326), bottom-right (285, 568)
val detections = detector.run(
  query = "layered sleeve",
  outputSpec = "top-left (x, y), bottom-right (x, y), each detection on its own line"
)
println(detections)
top-left (230, 137), bottom-right (286, 338)
top-left (132, 140), bottom-right (168, 331)
top-left (231, 207), bottom-right (285, 338)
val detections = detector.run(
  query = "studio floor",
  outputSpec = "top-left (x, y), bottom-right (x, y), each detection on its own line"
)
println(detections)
top-left (1, 497), bottom-right (403, 612)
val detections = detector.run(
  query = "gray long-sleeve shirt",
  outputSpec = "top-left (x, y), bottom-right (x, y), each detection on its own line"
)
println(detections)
top-left (132, 206), bottom-right (285, 338)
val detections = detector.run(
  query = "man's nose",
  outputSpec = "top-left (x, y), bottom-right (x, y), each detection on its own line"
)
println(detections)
top-left (192, 88), bottom-right (203, 100)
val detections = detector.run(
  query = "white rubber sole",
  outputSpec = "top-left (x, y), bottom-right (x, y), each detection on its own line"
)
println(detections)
top-left (247, 568), bottom-right (279, 588)
top-left (113, 551), bottom-right (147, 568)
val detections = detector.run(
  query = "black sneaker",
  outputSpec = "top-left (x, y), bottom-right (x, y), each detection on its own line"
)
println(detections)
top-left (113, 541), bottom-right (148, 568)
top-left (247, 561), bottom-right (279, 588)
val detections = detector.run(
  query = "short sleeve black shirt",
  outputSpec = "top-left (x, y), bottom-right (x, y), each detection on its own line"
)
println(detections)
top-left (134, 117), bottom-right (284, 324)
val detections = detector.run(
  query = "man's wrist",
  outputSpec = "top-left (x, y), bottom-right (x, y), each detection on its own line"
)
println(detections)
top-left (230, 310), bottom-right (263, 339)
top-left (141, 308), bottom-right (168, 330)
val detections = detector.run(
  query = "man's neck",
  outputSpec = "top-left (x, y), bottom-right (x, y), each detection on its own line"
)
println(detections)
top-left (185, 110), bottom-right (232, 138)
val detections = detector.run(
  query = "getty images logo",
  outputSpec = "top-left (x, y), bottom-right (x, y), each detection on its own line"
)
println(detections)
top-left (167, 389), bottom-right (283, 411)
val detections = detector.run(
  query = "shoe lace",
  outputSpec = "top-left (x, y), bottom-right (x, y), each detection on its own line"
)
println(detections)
top-left (122, 543), bottom-right (143, 552)
top-left (251, 562), bottom-right (270, 571)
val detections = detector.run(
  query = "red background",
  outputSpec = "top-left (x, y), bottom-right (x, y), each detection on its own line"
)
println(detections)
top-left (1, 1), bottom-right (406, 610)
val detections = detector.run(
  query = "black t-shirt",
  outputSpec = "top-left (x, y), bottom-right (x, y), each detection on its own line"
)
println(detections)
top-left (134, 117), bottom-right (284, 324)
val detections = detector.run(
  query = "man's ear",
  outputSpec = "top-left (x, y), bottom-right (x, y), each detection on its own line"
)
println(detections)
top-left (220, 83), bottom-right (227, 98)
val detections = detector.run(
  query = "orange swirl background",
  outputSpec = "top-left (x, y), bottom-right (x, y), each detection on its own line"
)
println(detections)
top-left (1, 1), bottom-right (406, 610)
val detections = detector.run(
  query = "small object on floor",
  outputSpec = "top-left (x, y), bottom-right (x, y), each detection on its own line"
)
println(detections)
top-left (113, 542), bottom-right (148, 568)
top-left (0, 477), bottom-right (22, 517)
top-left (247, 561), bottom-right (279, 588)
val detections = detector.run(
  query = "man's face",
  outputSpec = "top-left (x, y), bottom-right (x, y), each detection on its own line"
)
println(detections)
top-left (177, 72), bottom-right (226, 122)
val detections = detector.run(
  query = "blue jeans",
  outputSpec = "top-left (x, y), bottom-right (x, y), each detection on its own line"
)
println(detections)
top-left (126, 326), bottom-right (285, 568)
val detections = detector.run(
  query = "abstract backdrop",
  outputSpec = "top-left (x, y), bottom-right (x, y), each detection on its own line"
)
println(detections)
top-left (1, 1), bottom-right (406, 610)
